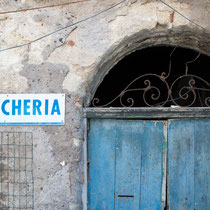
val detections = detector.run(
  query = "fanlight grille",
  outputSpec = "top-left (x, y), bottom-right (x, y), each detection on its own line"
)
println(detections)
top-left (91, 48), bottom-right (210, 107)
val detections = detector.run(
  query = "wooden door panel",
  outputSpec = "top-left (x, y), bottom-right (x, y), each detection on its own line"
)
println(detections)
top-left (114, 121), bottom-right (142, 210)
top-left (168, 119), bottom-right (210, 210)
top-left (88, 119), bottom-right (116, 210)
top-left (168, 120), bottom-right (195, 210)
top-left (194, 119), bottom-right (210, 210)
top-left (88, 119), bottom-right (165, 210)
top-left (140, 121), bottom-right (166, 210)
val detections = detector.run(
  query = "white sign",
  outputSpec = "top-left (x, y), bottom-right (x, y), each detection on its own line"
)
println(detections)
top-left (0, 94), bottom-right (65, 125)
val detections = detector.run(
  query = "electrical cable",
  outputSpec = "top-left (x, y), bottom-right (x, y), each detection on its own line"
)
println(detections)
top-left (1, 0), bottom-right (210, 53)
top-left (0, 0), bottom-right (126, 52)
top-left (159, 0), bottom-right (210, 32)
top-left (0, 0), bottom-right (90, 15)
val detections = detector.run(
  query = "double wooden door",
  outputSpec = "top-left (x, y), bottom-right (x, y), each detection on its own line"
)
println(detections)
top-left (88, 119), bottom-right (210, 210)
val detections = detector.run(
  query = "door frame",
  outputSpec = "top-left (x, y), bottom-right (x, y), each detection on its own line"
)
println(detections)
top-left (83, 107), bottom-right (210, 210)
top-left (84, 107), bottom-right (210, 119)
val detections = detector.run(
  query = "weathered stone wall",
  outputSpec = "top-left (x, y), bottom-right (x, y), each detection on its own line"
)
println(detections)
top-left (0, 0), bottom-right (210, 209)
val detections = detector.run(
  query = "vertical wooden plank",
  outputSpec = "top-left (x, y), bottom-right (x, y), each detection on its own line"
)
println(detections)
top-left (88, 119), bottom-right (116, 210)
top-left (140, 121), bottom-right (165, 210)
top-left (194, 119), bottom-right (210, 210)
top-left (168, 120), bottom-right (195, 210)
top-left (114, 120), bottom-right (142, 210)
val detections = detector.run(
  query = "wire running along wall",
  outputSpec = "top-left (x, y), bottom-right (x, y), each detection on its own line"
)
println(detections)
top-left (0, 132), bottom-right (34, 210)
top-left (1, 0), bottom-right (210, 53)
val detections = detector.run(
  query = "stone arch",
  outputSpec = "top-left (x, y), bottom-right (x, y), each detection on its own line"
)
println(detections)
top-left (84, 26), bottom-right (210, 107)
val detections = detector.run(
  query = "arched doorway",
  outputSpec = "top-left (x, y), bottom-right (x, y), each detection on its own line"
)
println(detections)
top-left (85, 46), bottom-right (210, 210)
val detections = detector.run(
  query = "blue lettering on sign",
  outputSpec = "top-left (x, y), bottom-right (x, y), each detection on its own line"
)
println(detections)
top-left (12, 99), bottom-right (21, 115)
top-left (45, 99), bottom-right (49, 115)
top-left (2, 100), bottom-right (10, 115)
top-left (24, 100), bottom-right (31, 115)
top-left (1, 98), bottom-right (62, 116)
top-left (33, 100), bottom-right (42, 115)
top-left (51, 99), bottom-right (61, 115)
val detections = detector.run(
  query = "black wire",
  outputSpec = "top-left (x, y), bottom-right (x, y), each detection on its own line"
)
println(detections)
top-left (0, 0), bottom-right (126, 52)
top-left (159, 0), bottom-right (210, 32)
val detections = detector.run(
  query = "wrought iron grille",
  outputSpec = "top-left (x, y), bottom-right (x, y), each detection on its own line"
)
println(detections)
top-left (0, 132), bottom-right (34, 210)
top-left (92, 49), bottom-right (210, 107)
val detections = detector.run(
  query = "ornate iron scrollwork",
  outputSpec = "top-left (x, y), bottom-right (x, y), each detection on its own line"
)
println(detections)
top-left (92, 50), bottom-right (210, 107)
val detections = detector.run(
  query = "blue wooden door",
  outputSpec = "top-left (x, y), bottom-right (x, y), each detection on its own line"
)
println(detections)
top-left (168, 119), bottom-right (210, 210)
top-left (88, 118), bottom-right (210, 210)
top-left (88, 119), bottom-right (166, 210)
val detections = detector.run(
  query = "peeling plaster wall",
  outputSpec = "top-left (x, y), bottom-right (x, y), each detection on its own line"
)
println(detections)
top-left (0, 0), bottom-right (210, 209)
